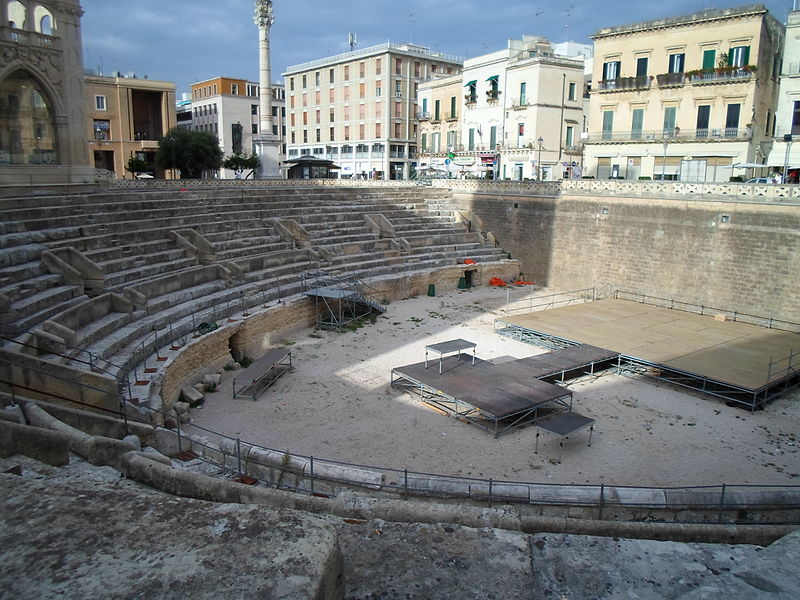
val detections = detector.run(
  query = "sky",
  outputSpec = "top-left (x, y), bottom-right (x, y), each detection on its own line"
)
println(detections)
top-left (79, 0), bottom-right (796, 97)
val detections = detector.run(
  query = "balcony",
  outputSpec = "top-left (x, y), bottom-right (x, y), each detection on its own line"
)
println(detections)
top-left (685, 66), bottom-right (755, 84)
top-left (446, 113), bottom-right (458, 122)
top-left (416, 111), bottom-right (431, 121)
top-left (655, 72), bottom-right (685, 88)
top-left (585, 127), bottom-right (753, 144)
top-left (510, 98), bottom-right (530, 110)
top-left (597, 75), bottom-right (652, 92)
top-left (464, 94), bottom-right (477, 106)
top-left (486, 90), bottom-right (501, 103)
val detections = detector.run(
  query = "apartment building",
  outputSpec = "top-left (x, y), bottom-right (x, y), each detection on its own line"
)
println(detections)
top-left (417, 74), bottom-right (463, 174)
top-left (767, 6), bottom-right (800, 180)
top-left (585, 4), bottom-right (785, 181)
top-left (86, 74), bottom-right (176, 178)
top-left (283, 42), bottom-right (462, 180)
top-left (417, 37), bottom-right (587, 180)
top-left (190, 76), bottom-right (286, 178)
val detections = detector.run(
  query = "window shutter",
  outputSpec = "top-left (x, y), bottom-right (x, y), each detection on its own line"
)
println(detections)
top-left (743, 46), bottom-right (750, 66)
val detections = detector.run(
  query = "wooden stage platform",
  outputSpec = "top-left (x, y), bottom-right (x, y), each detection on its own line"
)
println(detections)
top-left (496, 299), bottom-right (800, 408)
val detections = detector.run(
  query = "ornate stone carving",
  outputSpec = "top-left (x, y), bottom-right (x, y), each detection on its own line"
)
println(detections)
top-left (254, 0), bottom-right (275, 29)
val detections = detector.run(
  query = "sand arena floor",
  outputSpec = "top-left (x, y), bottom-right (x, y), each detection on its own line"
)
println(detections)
top-left (188, 286), bottom-right (800, 488)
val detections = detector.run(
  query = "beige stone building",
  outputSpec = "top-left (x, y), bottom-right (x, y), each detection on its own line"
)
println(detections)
top-left (283, 42), bottom-right (462, 180)
top-left (417, 37), bottom-right (587, 181)
top-left (1, 0), bottom-right (92, 184)
top-left (585, 4), bottom-right (784, 181)
top-left (86, 74), bottom-right (176, 178)
top-left (189, 76), bottom-right (286, 179)
top-left (416, 74), bottom-right (462, 174)
top-left (767, 7), bottom-right (800, 180)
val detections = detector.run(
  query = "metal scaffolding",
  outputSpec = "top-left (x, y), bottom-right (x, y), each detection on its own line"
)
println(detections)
top-left (302, 269), bottom-right (387, 330)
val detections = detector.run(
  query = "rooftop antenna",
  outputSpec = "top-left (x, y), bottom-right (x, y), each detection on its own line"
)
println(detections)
top-left (409, 12), bottom-right (416, 43)
top-left (564, 5), bottom-right (574, 40)
top-left (348, 32), bottom-right (357, 52)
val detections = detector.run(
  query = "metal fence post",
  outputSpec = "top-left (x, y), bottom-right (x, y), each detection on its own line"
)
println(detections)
top-left (488, 478), bottom-right (493, 507)
top-left (310, 456), bottom-right (315, 495)
top-left (718, 483), bottom-right (726, 523)
top-left (236, 438), bottom-right (242, 475)
top-left (599, 483), bottom-right (605, 520)
top-left (404, 469), bottom-right (408, 496)
top-left (175, 417), bottom-right (182, 452)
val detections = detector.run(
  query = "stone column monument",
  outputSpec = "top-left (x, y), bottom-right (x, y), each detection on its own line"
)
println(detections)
top-left (253, 0), bottom-right (282, 179)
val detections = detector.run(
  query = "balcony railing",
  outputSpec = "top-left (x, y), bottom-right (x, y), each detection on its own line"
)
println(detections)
top-left (686, 67), bottom-right (754, 84)
top-left (1, 26), bottom-right (60, 49)
top-left (655, 72), bottom-right (685, 88)
top-left (597, 75), bottom-right (652, 92)
top-left (510, 98), bottom-right (531, 109)
top-left (416, 111), bottom-right (431, 120)
top-left (586, 127), bottom-right (753, 143)
top-left (464, 94), bottom-right (477, 105)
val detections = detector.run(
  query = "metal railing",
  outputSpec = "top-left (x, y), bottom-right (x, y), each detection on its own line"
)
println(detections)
top-left (586, 128), bottom-right (752, 143)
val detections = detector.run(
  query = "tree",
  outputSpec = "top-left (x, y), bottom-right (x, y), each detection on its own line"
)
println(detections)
top-left (223, 152), bottom-right (260, 179)
top-left (125, 156), bottom-right (149, 178)
top-left (155, 127), bottom-right (223, 179)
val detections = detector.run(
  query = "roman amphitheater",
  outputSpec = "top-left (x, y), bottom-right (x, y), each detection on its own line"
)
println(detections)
top-left (2, 178), bottom-right (800, 599)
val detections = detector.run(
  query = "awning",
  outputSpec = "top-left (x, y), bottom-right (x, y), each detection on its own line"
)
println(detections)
top-left (731, 162), bottom-right (768, 168)
top-left (486, 74), bottom-right (499, 82)
top-left (464, 80), bottom-right (477, 87)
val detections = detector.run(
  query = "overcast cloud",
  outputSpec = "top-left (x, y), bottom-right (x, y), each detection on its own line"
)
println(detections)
top-left (79, 0), bottom-right (796, 96)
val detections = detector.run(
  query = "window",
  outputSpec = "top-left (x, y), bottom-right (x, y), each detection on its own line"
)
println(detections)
top-left (344, 65), bottom-right (350, 81)
top-left (359, 104), bottom-right (365, 119)
top-left (344, 125), bottom-right (350, 141)
top-left (291, 132), bottom-right (295, 143)
top-left (302, 93), bottom-right (307, 107)
top-left (329, 110), bottom-right (334, 122)
top-left (359, 62), bottom-right (365, 78)
top-left (395, 102), bottom-right (402, 117)
top-left (251, 104), bottom-right (258, 116)
top-left (359, 83), bottom-right (365, 99)
top-left (489, 125), bottom-right (497, 149)
top-left (725, 103), bottom-right (740, 136)
top-left (303, 112), bottom-right (308, 125)
top-left (375, 83), bottom-right (382, 97)
top-left (329, 68), bottom-right (335, 84)
top-left (93, 119), bottom-right (110, 140)
top-left (329, 88), bottom-right (335, 103)
top-left (303, 130), bottom-right (308, 143)
top-left (729, 45), bottom-right (750, 67)
top-left (696, 105), bottom-right (710, 138)
top-left (414, 62), bottom-right (420, 78)
top-left (394, 122), bottom-right (402, 138)
top-left (395, 80), bottom-right (402, 98)
top-left (302, 74), bottom-right (307, 88)
top-left (231, 83), bottom-right (239, 95)
top-left (516, 122), bottom-right (525, 147)
top-left (792, 101), bottom-right (800, 135)
top-left (565, 126), bottom-right (574, 147)
top-left (359, 123), bottom-right (365, 139)
top-left (375, 122), bottom-right (381, 137)
top-left (375, 102), bottom-right (381, 117)
top-left (668, 53), bottom-right (685, 74)
top-left (421, 98), bottom-right (428, 114)
top-left (663, 106), bottom-right (677, 136)
top-left (602, 110), bottom-right (614, 140)
top-left (316, 109), bottom-right (321, 124)
top-left (449, 96), bottom-right (456, 119)
top-left (395, 58), bottom-right (402, 74)
top-left (247, 83), bottom-right (258, 96)
top-left (290, 77), bottom-right (295, 91)
top-left (434, 99), bottom-right (440, 121)
top-left (702, 49), bottom-right (716, 70)
top-left (446, 130), bottom-right (457, 149)
top-left (568, 82), bottom-right (576, 101)
top-left (465, 81), bottom-right (477, 103)
top-left (636, 57), bottom-right (648, 77)
top-left (315, 71), bottom-right (320, 86)
top-left (468, 128), bottom-right (475, 151)
top-left (520, 82), bottom-right (527, 105)
top-left (342, 144), bottom-right (353, 157)
top-left (421, 133), bottom-right (427, 152)
top-left (631, 108), bottom-right (644, 139)
top-left (602, 60), bottom-right (620, 81)
top-left (375, 58), bottom-right (382, 75)
top-left (431, 132), bottom-right (440, 153)
top-left (254, 124), bottom-right (260, 134)
top-left (316, 129), bottom-right (321, 142)
top-left (330, 126), bottom-right (335, 140)
top-left (95, 95), bottom-right (107, 111)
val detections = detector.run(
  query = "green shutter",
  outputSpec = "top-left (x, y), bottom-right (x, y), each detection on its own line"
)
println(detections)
top-left (663, 107), bottom-right (676, 133)
top-left (631, 109), bottom-right (644, 133)
top-left (421, 133), bottom-right (427, 151)
top-left (702, 49), bottom-right (716, 70)
top-left (743, 46), bottom-right (750, 66)
top-left (489, 126), bottom-right (497, 149)
top-left (450, 96), bottom-right (456, 118)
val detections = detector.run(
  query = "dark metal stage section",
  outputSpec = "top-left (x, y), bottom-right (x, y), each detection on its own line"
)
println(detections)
top-left (514, 344), bottom-right (619, 382)
top-left (391, 339), bottom-right (608, 437)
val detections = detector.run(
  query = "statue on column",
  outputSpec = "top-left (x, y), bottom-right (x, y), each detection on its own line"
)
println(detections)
top-left (254, 0), bottom-right (275, 30)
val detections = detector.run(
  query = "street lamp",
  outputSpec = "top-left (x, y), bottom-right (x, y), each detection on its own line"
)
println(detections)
top-left (661, 139), bottom-right (669, 181)
top-left (537, 136), bottom-right (544, 180)
top-left (783, 134), bottom-right (793, 184)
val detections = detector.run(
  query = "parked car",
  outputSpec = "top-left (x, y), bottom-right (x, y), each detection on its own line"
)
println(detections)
top-left (745, 177), bottom-right (770, 183)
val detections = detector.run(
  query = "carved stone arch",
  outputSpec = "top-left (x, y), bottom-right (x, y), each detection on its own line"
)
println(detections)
top-left (0, 60), bottom-right (65, 117)
top-left (33, 3), bottom-right (56, 34)
top-left (0, 63), bottom-right (65, 165)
